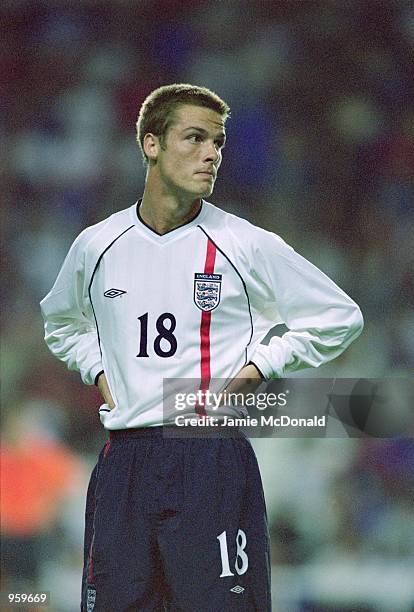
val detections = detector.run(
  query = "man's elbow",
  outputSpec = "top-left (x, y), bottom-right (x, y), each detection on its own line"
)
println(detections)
top-left (346, 304), bottom-right (364, 344)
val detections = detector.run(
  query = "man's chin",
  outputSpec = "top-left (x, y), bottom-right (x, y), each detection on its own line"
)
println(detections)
top-left (182, 183), bottom-right (214, 199)
top-left (199, 185), bottom-right (214, 198)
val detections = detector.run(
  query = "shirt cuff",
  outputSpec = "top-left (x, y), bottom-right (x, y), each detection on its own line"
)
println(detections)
top-left (250, 343), bottom-right (283, 380)
top-left (94, 370), bottom-right (105, 386)
top-left (83, 362), bottom-right (104, 386)
top-left (247, 361), bottom-right (265, 380)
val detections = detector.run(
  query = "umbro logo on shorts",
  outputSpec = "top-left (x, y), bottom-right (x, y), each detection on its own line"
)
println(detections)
top-left (104, 288), bottom-right (127, 298)
top-left (230, 585), bottom-right (245, 594)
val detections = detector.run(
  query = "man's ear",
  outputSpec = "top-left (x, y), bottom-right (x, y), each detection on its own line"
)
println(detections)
top-left (143, 133), bottom-right (160, 163)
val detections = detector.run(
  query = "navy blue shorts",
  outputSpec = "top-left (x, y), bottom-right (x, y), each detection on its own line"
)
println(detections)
top-left (81, 427), bottom-right (271, 611)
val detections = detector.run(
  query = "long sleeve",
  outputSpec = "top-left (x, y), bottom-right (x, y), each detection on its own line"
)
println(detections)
top-left (40, 231), bottom-right (103, 386)
top-left (248, 230), bottom-right (363, 379)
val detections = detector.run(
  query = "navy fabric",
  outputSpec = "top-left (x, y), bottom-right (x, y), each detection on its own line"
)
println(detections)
top-left (81, 427), bottom-right (271, 611)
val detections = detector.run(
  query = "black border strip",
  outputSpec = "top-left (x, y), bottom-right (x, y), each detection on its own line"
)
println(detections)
top-left (197, 225), bottom-right (254, 365)
top-left (88, 225), bottom-right (134, 357)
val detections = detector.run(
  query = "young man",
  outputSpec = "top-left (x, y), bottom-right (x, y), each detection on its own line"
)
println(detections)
top-left (41, 84), bottom-right (363, 611)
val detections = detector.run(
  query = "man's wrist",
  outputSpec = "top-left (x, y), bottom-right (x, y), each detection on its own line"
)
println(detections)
top-left (247, 361), bottom-right (265, 380)
top-left (94, 370), bottom-right (104, 386)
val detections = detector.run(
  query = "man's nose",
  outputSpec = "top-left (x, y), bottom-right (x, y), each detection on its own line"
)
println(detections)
top-left (203, 142), bottom-right (220, 163)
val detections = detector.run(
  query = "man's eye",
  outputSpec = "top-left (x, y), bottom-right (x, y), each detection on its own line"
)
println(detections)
top-left (188, 135), bottom-right (202, 143)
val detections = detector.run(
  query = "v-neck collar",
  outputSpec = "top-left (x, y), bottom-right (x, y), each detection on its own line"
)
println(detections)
top-left (130, 199), bottom-right (207, 243)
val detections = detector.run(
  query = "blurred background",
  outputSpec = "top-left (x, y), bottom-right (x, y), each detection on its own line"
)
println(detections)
top-left (1, 0), bottom-right (413, 610)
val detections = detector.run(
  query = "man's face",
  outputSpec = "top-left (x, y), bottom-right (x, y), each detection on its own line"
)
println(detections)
top-left (151, 104), bottom-right (226, 199)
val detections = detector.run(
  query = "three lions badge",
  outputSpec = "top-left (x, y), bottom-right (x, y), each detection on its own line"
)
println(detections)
top-left (194, 273), bottom-right (222, 311)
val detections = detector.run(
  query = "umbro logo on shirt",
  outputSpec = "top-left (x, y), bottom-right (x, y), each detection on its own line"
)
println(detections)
top-left (104, 288), bottom-right (127, 298)
top-left (230, 585), bottom-right (245, 594)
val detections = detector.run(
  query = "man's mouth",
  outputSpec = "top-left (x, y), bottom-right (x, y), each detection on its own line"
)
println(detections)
top-left (196, 171), bottom-right (215, 179)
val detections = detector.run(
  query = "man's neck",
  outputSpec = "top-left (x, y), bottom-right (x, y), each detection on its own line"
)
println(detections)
top-left (140, 185), bottom-right (202, 235)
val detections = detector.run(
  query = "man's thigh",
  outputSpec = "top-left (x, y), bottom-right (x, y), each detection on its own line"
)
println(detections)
top-left (159, 435), bottom-right (271, 611)
top-left (81, 432), bottom-right (271, 611)
top-left (81, 439), bottom-right (167, 611)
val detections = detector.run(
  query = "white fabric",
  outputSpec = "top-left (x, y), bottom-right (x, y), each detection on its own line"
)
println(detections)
top-left (40, 201), bottom-right (363, 428)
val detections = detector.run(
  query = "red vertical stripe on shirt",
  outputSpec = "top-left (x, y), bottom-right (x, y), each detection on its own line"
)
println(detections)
top-left (195, 239), bottom-right (217, 416)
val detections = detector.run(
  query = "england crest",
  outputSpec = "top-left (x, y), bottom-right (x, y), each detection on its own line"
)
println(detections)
top-left (194, 273), bottom-right (222, 311)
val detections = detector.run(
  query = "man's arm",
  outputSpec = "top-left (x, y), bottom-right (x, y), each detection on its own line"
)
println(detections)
top-left (40, 232), bottom-right (104, 387)
top-left (222, 363), bottom-right (264, 396)
top-left (247, 230), bottom-right (363, 379)
top-left (96, 372), bottom-right (115, 409)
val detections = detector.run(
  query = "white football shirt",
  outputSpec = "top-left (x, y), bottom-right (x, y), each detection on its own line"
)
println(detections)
top-left (40, 200), bottom-right (363, 429)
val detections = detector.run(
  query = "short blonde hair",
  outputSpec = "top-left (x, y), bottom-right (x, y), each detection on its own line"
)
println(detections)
top-left (136, 83), bottom-right (230, 165)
